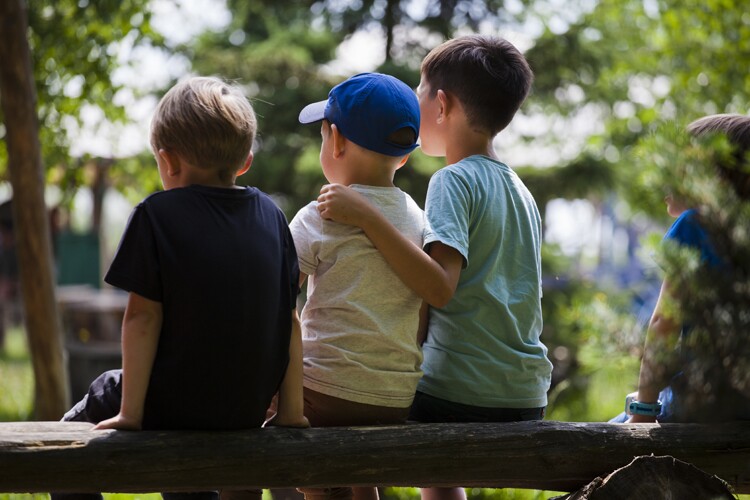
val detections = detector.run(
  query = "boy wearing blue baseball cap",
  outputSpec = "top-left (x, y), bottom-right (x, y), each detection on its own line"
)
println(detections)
top-left (315, 37), bottom-right (553, 500)
top-left (291, 72), bottom-right (427, 500)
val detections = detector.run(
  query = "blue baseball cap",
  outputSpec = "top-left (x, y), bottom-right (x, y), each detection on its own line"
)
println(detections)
top-left (299, 72), bottom-right (420, 157)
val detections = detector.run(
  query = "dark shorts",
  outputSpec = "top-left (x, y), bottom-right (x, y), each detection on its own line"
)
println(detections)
top-left (56, 370), bottom-right (221, 500)
top-left (408, 391), bottom-right (545, 423)
top-left (63, 369), bottom-right (123, 423)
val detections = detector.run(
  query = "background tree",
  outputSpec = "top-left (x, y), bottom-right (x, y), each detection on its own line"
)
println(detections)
top-left (522, 0), bottom-right (750, 415)
top-left (0, 0), bottom-right (68, 420)
top-left (187, 0), bottom-right (539, 214)
top-left (1, 0), bottom-right (162, 197)
top-left (527, 0), bottom-right (750, 218)
top-left (0, 0), bottom-right (160, 417)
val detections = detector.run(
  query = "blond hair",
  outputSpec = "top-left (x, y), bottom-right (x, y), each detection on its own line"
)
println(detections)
top-left (150, 77), bottom-right (256, 181)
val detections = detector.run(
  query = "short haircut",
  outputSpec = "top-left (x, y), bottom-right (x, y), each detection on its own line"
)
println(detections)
top-left (150, 77), bottom-right (256, 180)
top-left (421, 35), bottom-right (533, 135)
top-left (688, 114), bottom-right (750, 200)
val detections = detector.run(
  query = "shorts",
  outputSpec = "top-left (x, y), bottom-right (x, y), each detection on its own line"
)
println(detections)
top-left (408, 391), bottom-right (545, 423)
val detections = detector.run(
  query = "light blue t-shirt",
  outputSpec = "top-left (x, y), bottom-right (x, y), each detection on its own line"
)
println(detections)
top-left (418, 155), bottom-right (552, 408)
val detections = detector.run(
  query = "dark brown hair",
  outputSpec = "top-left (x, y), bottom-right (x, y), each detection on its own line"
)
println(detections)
top-left (421, 35), bottom-right (533, 135)
top-left (688, 114), bottom-right (750, 200)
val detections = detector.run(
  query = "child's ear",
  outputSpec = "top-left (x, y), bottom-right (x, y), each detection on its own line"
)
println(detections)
top-left (237, 151), bottom-right (253, 177)
top-left (395, 154), bottom-right (410, 170)
top-left (158, 149), bottom-right (181, 177)
top-left (436, 89), bottom-right (451, 122)
top-left (330, 123), bottom-right (346, 159)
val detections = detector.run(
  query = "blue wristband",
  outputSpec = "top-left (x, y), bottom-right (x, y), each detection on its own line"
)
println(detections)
top-left (628, 400), bottom-right (662, 416)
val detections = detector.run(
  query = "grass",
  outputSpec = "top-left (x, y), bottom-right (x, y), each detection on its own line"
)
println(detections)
top-left (0, 327), bottom-right (34, 421)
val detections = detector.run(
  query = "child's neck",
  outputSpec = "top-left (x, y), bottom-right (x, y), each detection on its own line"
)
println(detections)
top-left (336, 151), bottom-right (398, 187)
top-left (180, 165), bottom-right (238, 189)
top-left (341, 168), bottom-right (395, 187)
top-left (445, 128), bottom-right (497, 166)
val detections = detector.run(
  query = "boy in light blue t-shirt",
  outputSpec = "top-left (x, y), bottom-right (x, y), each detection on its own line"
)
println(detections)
top-left (317, 36), bottom-right (553, 500)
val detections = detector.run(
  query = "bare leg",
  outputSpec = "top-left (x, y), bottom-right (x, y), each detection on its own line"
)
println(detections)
top-left (220, 490), bottom-right (262, 500)
top-left (352, 487), bottom-right (379, 500)
top-left (420, 488), bottom-right (466, 500)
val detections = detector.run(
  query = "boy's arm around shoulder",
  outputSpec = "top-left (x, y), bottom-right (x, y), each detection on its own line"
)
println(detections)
top-left (94, 292), bottom-right (162, 431)
top-left (317, 184), bottom-right (462, 307)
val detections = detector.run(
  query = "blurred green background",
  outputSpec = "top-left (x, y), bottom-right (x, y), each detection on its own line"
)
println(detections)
top-left (2, 0), bottom-right (750, 498)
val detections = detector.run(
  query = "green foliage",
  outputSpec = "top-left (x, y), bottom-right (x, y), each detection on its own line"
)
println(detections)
top-left (107, 152), bottom-right (162, 205)
top-left (516, 154), bottom-right (619, 209)
top-left (186, 5), bottom-right (341, 214)
top-left (629, 122), bottom-right (735, 216)
top-left (0, 0), bottom-right (163, 205)
top-left (525, 0), bottom-right (750, 217)
top-left (540, 275), bottom-right (641, 422)
top-left (188, 1), bottom-right (536, 214)
top-left (633, 121), bottom-right (750, 420)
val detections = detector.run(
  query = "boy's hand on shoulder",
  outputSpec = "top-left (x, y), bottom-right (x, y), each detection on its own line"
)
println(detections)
top-left (317, 184), bottom-right (376, 228)
top-left (92, 412), bottom-right (142, 431)
top-left (263, 413), bottom-right (310, 429)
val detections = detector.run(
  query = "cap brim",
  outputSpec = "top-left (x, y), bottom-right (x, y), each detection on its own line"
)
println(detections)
top-left (299, 100), bottom-right (327, 124)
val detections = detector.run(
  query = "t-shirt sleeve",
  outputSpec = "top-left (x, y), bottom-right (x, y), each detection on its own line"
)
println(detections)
top-left (424, 168), bottom-right (470, 266)
top-left (664, 210), bottom-right (702, 247)
top-left (283, 223), bottom-right (301, 308)
top-left (663, 209), bottom-right (720, 266)
top-left (104, 204), bottom-right (163, 302)
top-left (289, 203), bottom-right (321, 277)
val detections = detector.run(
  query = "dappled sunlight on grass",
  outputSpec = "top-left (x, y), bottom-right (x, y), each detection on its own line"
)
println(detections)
top-left (0, 327), bottom-right (34, 422)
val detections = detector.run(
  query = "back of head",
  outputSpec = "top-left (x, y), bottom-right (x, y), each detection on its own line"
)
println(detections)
top-left (150, 77), bottom-right (256, 179)
top-left (421, 35), bottom-right (533, 135)
top-left (299, 72), bottom-right (420, 158)
top-left (687, 114), bottom-right (750, 200)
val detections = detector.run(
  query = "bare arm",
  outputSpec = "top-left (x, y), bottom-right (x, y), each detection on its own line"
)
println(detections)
top-left (269, 307), bottom-right (309, 428)
top-left (416, 301), bottom-right (430, 346)
top-left (629, 280), bottom-right (681, 423)
top-left (317, 183), bottom-right (461, 307)
top-left (94, 292), bottom-right (162, 430)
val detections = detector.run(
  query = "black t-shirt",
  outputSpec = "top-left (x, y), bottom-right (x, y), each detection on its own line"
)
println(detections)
top-left (105, 185), bottom-right (299, 430)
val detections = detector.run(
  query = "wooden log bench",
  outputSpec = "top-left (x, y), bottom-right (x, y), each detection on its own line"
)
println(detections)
top-left (1, 420), bottom-right (749, 495)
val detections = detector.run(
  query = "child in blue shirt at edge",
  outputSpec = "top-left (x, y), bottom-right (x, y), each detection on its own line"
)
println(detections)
top-left (316, 36), bottom-right (553, 500)
top-left (52, 77), bottom-right (307, 500)
top-left (619, 114), bottom-right (750, 424)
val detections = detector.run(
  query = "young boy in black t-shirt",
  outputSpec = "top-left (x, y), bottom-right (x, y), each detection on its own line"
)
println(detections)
top-left (55, 76), bottom-right (307, 500)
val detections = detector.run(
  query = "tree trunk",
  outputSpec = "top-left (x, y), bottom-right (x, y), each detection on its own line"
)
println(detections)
top-left (0, 0), bottom-right (69, 419)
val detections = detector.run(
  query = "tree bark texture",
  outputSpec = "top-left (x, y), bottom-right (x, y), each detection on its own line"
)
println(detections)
top-left (0, 421), bottom-right (748, 494)
top-left (553, 454), bottom-right (735, 500)
top-left (0, 0), bottom-right (69, 418)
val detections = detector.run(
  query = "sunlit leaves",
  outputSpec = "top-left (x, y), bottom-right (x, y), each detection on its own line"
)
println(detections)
top-left (0, 0), bottom-right (162, 197)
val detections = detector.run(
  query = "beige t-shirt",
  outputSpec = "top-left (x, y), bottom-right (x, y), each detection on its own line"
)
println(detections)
top-left (289, 184), bottom-right (428, 408)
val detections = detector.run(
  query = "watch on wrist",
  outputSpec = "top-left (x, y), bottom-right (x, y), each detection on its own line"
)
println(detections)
top-left (627, 400), bottom-right (662, 416)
